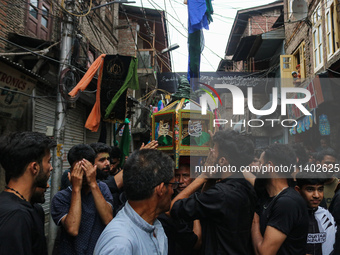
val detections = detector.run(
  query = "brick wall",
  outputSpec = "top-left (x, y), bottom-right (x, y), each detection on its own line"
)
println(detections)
top-left (78, 1), bottom-right (118, 55)
top-left (0, 0), bottom-right (8, 51)
top-left (118, 19), bottom-right (138, 56)
top-left (243, 9), bottom-right (281, 37)
top-left (284, 0), bottom-right (314, 77)
top-left (0, 0), bottom-right (25, 51)
top-left (232, 8), bottom-right (281, 72)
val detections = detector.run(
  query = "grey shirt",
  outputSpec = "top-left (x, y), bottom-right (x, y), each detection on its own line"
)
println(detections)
top-left (94, 201), bottom-right (168, 255)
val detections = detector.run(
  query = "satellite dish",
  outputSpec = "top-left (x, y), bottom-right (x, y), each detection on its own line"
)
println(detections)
top-left (292, 0), bottom-right (308, 21)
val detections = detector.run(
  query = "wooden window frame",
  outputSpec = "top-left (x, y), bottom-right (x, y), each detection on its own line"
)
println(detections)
top-left (26, 0), bottom-right (52, 40)
top-left (325, 0), bottom-right (340, 59)
top-left (312, 4), bottom-right (323, 72)
top-left (292, 42), bottom-right (306, 79)
top-left (280, 42), bottom-right (306, 87)
top-left (280, 55), bottom-right (294, 87)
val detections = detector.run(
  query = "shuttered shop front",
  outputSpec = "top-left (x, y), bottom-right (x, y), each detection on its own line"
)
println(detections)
top-left (33, 86), bottom-right (56, 214)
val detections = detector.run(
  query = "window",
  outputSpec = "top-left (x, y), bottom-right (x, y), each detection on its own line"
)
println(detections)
top-left (312, 4), bottom-right (323, 70)
top-left (280, 42), bottom-right (306, 87)
top-left (26, 0), bottom-right (51, 40)
top-left (280, 55), bottom-right (293, 87)
top-left (293, 42), bottom-right (305, 79)
top-left (325, 0), bottom-right (340, 58)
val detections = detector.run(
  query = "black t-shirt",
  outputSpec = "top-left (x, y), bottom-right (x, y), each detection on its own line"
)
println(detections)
top-left (0, 191), bottom-right (47, 255)
top-left (171, 177), bottom-right (257, 255)
top-left (103, 175), bottom-right (122, 215)
top-left (158, 212), bottom-right (198, 255)
top-left (258, 187), bottom-right (308, 255)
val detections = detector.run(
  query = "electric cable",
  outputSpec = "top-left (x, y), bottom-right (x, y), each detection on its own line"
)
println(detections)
top-left (0, 40), bottom-right (61, 56)
top-left (0, 86), bottom-right (57, 98)
top-left (0, 36), bottom-right (89, 75)
top-left (61, 0), bottom-right (92, 17)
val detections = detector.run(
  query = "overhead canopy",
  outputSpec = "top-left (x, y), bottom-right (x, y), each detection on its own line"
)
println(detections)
top-left (232, 27), bottom-right (285, 61)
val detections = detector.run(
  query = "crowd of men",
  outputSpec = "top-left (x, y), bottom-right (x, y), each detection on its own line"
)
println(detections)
top-left (0, 130), bottom-right (340, 255)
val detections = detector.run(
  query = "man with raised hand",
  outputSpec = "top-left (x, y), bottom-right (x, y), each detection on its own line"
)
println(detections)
top-left (252, 144), bottom-right (308, 255)
top-left (170, 130), bottom-right (257, 255)
top-left (51, 144), bottom-right (113, 255)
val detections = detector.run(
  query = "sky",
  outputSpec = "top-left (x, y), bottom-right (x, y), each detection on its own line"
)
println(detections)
top-left (131, 0), bottom-right (280, 72)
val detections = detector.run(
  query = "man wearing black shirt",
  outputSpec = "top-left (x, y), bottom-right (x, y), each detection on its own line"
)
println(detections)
top-left (159, 160), bottom-right (201, 255)
top-left (252, 144), bottom-right (309, 255)
top-left (0, 131), bottom-right (56, 255)
top-left (170, 130), bottom-right (257, 255)
top-left (295, 172), bottom-right (336, 255)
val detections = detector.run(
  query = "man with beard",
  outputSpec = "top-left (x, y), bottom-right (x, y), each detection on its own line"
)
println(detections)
top-left (109, 146), bottom-right (122, 176)
top-left (90, 143), bottom-right (123, 212)
top-left (51, 144), bottom-right (113, 255)
top-left (169, 130), bottom-right (257, 255)
top-left (252, 144), bottom-right (309, 255)
top-left (0, 131), bottom-right (56, 255)
top-left (94, 149), bottom-right (175, 255)
top-left (90, 143), bottom-right (112, 180)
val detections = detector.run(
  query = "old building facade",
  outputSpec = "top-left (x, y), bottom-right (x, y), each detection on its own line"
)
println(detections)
top-left (283, 0), bottom-right (340, 151)
top-left (0, 1), bottom-right (171, 242)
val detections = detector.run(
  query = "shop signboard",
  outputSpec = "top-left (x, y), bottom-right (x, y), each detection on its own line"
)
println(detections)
top-left (0, 63), bottom-right (36, 119)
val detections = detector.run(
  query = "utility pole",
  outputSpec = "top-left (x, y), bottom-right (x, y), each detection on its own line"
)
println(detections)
top-left (48, 1), bottom-right (74, 254)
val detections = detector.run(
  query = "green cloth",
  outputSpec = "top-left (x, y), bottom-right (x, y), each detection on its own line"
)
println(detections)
top-left (104, 58), bottom-right (139, 119)
top-left (157, 135), bottom-right (173, 146)
top-left (188, 30), bottom-right (203, 80)
top-left (171, 76), bottom-right (194, 101)
top-left (182, 132), bottom-right (210, 146)
top-left (119, 118), bottom-right (131, 166)
top-left (205, 0), bottom-right (214, 23)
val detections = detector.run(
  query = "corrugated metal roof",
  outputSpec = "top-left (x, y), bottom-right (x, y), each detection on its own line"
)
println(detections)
top-left (0, 55), bottom-right (51, 85)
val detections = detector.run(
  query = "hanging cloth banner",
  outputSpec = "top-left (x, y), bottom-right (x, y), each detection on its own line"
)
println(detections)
top-left (319, 114), bottom-right (330, 136)
top-left (187, 0), bottom-right (213, 90)
top-left (119, 118), bottom-right (131, 166)
top-left (104, 56), bottom-right (139, 119)
top-left (69, 54), bottom-right (139, 132)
